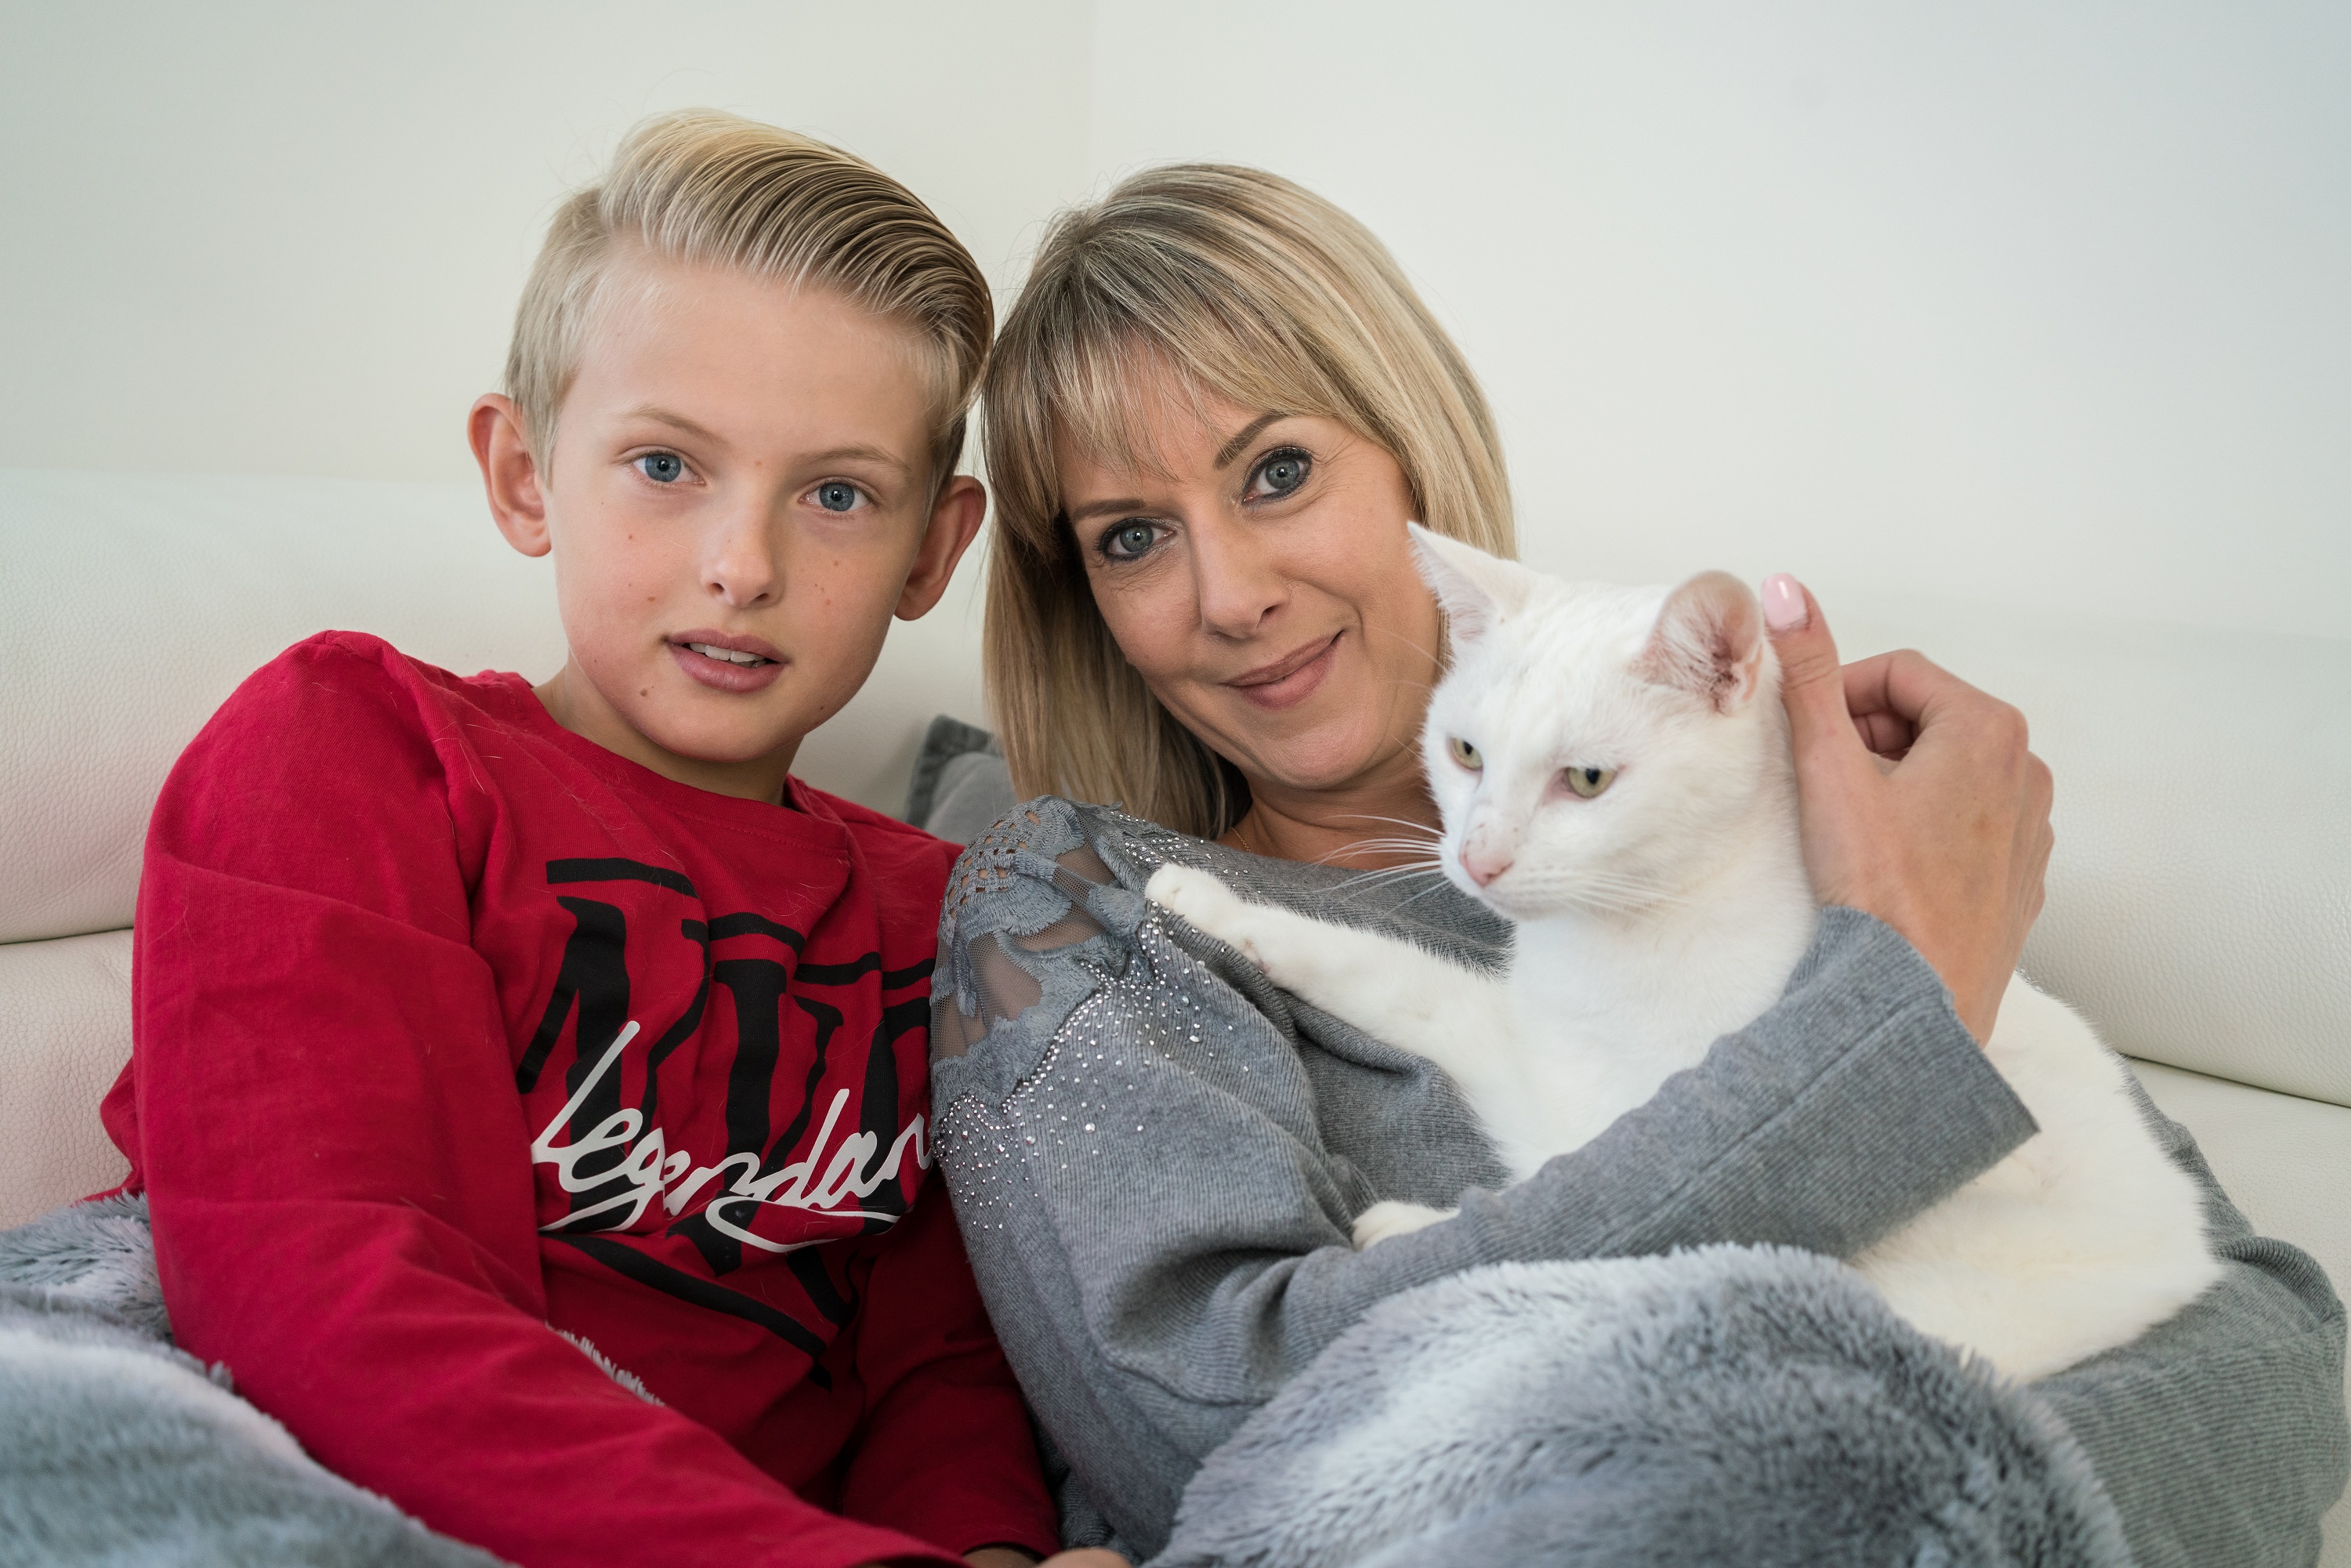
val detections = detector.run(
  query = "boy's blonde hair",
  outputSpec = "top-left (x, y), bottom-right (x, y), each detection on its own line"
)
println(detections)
top-left (506, 110), bottom-right (991, 480)
top-left (981, 164), bottom-right (1515, 839)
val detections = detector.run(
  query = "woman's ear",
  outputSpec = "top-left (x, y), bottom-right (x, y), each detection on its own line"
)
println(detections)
top-left (470, 395), bottom-right (550, 558)
top-left (1407, 522), bottom-right (1531, 644)
top-left (897, 474), bottom-right (988, 620)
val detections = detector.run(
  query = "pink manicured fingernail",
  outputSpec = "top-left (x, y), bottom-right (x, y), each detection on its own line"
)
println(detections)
top-left (1762, 574), bottom-right (1809, 632)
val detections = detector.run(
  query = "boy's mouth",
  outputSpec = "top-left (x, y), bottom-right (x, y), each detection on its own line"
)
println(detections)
top-left (668, 630), bottom-right (786, 694)
top-left (684, 641), bottom-right (770, 666)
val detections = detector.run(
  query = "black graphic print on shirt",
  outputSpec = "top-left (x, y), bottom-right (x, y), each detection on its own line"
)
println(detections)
top-left (519, 857), bottom-right (934, 1371)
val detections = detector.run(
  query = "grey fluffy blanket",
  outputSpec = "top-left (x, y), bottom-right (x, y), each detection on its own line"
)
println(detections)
top-left (0, 1195), bottom-right (507, 1567)
top-left (1156, 1246), bottom-right (2132, 1568)
top-left (4, 1204), bottom-right (2128, 1566)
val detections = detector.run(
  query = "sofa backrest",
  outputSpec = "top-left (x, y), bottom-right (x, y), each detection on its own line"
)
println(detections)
top-left (2, 470), bottom-right (566, 946)
top-left (1828, 593), bottom-right (2351, 1111)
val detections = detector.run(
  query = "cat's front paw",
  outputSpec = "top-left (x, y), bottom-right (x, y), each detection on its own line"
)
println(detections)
top-left (1145, 864), bottom-right (1263, 965)
top-left (1351, 1200), bottom-right (1456, 1249)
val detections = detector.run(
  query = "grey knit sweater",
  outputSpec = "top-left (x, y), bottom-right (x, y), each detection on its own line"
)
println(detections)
top-left (929, 797), bottom-right (2348, 1566)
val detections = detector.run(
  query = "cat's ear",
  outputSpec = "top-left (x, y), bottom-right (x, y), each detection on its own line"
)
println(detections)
top-left (1407, 523), bottom-right (1532, 645)
top-left (1639, 570), bottom-right (1766, 713)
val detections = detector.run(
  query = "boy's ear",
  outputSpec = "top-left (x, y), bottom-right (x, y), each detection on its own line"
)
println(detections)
top-left (896, 474), bottom-right (987, 621)
top-left (470, 394), bottom-right (550, 557)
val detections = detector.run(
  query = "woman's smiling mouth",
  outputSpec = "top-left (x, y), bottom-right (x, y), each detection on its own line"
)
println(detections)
top-left (1224, 631), bottom-right (1342, 712)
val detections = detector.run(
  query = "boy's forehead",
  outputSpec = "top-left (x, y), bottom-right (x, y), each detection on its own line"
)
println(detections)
top-left (567, 252), bottom-right (940, 461)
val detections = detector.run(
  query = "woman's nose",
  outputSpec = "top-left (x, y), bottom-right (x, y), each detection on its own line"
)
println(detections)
top-left (1190, 513), bottom-right (1288, 639)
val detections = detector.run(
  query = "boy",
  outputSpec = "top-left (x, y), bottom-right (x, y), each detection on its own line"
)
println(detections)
top-left (99, 111), bottom-right (1061, 1567)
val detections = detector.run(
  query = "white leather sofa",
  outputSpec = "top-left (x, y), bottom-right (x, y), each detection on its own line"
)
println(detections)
top-left (4, 469), bottom-right (2346, 1559)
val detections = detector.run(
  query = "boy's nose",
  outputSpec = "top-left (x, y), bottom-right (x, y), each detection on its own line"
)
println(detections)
top-left (703, 514), bottom-right (782, 608)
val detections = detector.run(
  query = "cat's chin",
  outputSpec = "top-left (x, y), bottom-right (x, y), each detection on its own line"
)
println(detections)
top-left (1459, 884), bottom-right (1556, 924)
top-left (1472, 884), bottom-right (1655, 926)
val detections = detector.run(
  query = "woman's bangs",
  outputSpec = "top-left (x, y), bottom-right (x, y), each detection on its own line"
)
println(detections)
top-left (1042, 317), bottom-right (1335, 497)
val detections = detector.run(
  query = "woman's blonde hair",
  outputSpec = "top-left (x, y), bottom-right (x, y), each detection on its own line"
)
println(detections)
top-left (981, 164), bottom-right (1515, 838)
top-left (506, 109), bottom-right (991, 480)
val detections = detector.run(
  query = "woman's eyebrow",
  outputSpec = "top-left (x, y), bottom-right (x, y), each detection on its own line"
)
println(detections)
top-left (1214, 412), bottom-right (1286, 468)
top-left (1067, 495), bottom-right (1150, 525)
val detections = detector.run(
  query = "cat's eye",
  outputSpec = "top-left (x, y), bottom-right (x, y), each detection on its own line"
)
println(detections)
top-left (1562, 766), bottom-right (1615, 799)
top-left (1448, 737), bottom-right (1483, 771)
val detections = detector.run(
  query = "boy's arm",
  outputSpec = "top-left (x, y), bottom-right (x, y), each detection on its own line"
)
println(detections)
top-left (837, 1180), bottom-right (1060, 1559)
top-left (127, 640), bottom-right (962, 1568)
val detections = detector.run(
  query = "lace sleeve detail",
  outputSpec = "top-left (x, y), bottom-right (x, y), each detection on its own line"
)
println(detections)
top-left (932, 800), bottom-right (1132, 1061)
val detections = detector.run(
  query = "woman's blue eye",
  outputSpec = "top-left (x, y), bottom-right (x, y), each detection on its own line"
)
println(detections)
top-left (1255, 449), bottom-right (1310, 497)
top-left (639, 452), bottom-right (684, 483)
top-left (816, 482), bottom-right (861, 512)
top-left (1103, 520), bottom-right (1159, 559)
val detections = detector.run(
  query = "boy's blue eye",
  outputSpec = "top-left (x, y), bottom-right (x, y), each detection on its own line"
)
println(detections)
top-left (638, 453), bottom-right (684, 483)
top-left (816, 482), bottom-right (861, 512)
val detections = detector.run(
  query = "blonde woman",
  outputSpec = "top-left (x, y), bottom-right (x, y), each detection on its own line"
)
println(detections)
top-left (931, 167), bottom-right (2345, 1564)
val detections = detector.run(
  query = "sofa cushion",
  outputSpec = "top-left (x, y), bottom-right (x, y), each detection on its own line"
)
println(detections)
top-left (0, 931), bottom-right (132, 1227)
top-left (902, 715), bottom-right (1016, 846)
top-left (1831, 597), bottom-right (2351, 1110)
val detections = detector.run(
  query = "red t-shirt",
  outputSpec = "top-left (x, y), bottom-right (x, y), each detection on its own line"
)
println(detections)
top-left (101, 632), bottom-right (1055, 1568)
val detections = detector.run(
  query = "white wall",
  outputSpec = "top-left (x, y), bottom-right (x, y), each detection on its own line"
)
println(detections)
top-left (3, 3), bottom-right (2344, 807)
top-left (0, 1), bottom-right (1093, 483)
top-left (0, 0), bottom-right (1097, 808)
top-left (1087, 1), bottom-right (2351, 644)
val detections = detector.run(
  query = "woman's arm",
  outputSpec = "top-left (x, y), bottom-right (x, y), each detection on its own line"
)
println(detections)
top-left (1770, 584), bottom-right (2347, 1556)
top-left (930, 798), bottom-right (2033, 1555)
top-left (2033, 1094), bottom-right (2347, 1568)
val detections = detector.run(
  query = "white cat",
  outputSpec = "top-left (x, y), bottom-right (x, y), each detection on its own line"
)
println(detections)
top-left (1147, 527), bottom-right (2219, 1381)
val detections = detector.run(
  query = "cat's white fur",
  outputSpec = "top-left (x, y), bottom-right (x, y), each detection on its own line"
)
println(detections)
top-left (1147, 527), bottom-right (2219, 1381)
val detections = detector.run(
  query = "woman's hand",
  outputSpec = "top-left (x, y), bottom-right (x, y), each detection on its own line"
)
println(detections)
top-left (1762, 574), bottom-right (2054, 1043)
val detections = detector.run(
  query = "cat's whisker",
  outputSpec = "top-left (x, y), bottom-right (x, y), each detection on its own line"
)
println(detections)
top-left (1390, 883), bottom-right (1459, 914)
top-left (1360, 624), bottom-right (1444, 665)
top-left (1329, 813), bottom-right (1447, 840)
top-left (1335, 881), bottom-right (1451, 910)
top-left (1325, 841), bottom-right (1447, 864)
top-left (1318, 862), bottom-right (1444, 886)
top-left (1330, 864), bottom-right (1447, 893)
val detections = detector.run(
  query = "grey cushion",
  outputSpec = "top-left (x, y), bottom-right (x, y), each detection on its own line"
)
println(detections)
top-left (903, 715), bottom-right (1016, 846)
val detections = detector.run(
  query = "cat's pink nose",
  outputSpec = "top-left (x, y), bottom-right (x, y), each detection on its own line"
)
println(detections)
top-left (1462, 847), bottom-right (1513, 886)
